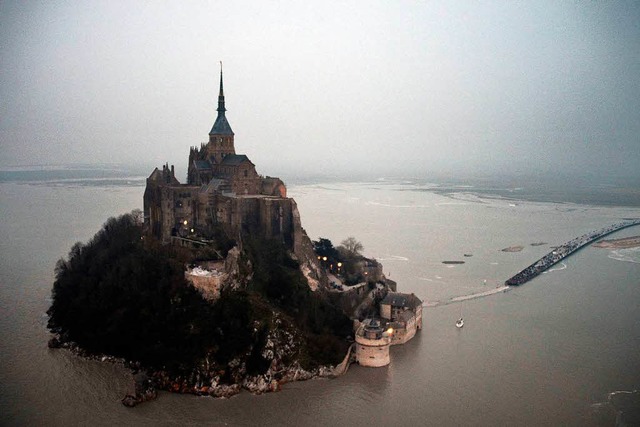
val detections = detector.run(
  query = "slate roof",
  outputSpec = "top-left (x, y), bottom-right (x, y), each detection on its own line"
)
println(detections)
top-left (201, 178), bottom-right (229, 193)
top-left (209, 114), bottom-right (234, 136)
top-left (380, 292), bottom-right (422, 309)
top-left (194, 160), bottom-right (212, 170)
top-left (221, 154), bottom-right (251, 166)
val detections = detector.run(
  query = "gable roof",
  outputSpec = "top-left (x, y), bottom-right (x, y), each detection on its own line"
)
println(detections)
top-left (380, 292), bottom-right (422, 309)
top-left (193, 160), bottom-right (212, 170)
top-left (147, 167), bottom-right (162, 181)
top-left (221, 154), bottom-right (252, 166)
top-left (147, 167), bottom-right (180, 185)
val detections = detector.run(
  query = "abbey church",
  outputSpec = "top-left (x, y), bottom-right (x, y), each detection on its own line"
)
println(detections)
top-left (143, 69), bottom-right (296, 248)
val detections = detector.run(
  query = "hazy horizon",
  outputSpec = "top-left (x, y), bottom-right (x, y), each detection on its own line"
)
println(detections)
top-left (1, 1), bottom-right (639, 181)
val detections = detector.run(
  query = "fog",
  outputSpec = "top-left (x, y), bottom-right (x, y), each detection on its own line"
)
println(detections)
top-left (1, 1), bottom-right (639, 181)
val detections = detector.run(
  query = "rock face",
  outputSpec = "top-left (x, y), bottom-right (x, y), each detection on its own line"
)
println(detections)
top-left (185, 203), bottom-right (327, 303)
top-left (139, 312), bottom-right (348, 404)
top-left (122, 373), bottom-right (158, 407)
top-left (50, 306), bottom-right (350, 407)
top-left (148, 361), bottom-right (338, 401)
top-left (185, 265), bottom-right (225, 300)
top-left (290, 201), bottom-right (328, 291)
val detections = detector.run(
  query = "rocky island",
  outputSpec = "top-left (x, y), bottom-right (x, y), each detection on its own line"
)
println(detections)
top-left (47, 69), bottom-right (410, 406)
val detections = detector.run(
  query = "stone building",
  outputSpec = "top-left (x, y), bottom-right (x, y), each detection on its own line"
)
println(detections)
top-left (354, 319), bottom-right (391, 367)
top-left (144, 68), bottom-right (299, 251)
top-left (354, 292), bottom-right (423, 367)
top-left (380, 292), bottom-right (423, 345)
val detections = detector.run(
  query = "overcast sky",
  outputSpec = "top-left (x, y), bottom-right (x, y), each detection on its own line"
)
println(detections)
top-left (1, 1), bottom-right (639, 180)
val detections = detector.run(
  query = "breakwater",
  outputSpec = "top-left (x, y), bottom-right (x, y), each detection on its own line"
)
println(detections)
top-left (505, 219), bottom-right (640, 286)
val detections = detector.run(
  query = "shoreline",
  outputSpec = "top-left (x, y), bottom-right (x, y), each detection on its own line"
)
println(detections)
top-left (48, 334), bottom-right (350, 407)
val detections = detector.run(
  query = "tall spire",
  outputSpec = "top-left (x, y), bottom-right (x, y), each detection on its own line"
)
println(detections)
top-left (217, 61), bottom-right (226, 113)
top-left (209, 60), bottom-right (233, 136)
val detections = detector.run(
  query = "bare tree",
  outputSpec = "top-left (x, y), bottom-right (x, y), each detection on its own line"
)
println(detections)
top-left (340, 236), bottom-right (363, 256)
top-left (131, 209), bottom-right (144, 226)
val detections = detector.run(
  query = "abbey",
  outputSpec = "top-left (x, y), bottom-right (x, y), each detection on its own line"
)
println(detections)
top-left (143, 69), bottom-right (295, 248)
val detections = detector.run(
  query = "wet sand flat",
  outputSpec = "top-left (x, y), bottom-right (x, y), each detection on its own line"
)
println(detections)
top-left (592, 236), bottom-right (640, 249)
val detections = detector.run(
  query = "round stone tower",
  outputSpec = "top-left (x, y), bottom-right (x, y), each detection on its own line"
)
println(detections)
top-left (354, 319), bottom-right (391, 367)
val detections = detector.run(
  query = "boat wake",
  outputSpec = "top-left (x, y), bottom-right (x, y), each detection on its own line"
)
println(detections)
top-left (377, 255), bottom-right (409, 262)
top-left (590, 389), bottom-right (640, 426)
top-left (425, 286), bottom-right (511, 307)
top-left (609, 247), bottom-right (640, 264)
top-left (418, 277), bottom-right (445, 283)
top-left (450, 286), bottom-right (511, 302)
top-left (435, 202), bottom-right (469, 206)
top-left (544, 262), bottom-right (567, 273)
top-left (365, 201), bottom-right (431, 209)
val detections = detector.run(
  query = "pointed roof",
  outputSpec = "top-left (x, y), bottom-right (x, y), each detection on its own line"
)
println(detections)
top-left (147, 166), bottom-right (180, 185)
top-left (209, 62), bottom-right (234, 136)
top-left (147, 167), bottom-right (163, 181)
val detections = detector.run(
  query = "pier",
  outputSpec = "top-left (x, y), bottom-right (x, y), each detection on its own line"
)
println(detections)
top-left (505, 219), bottom-right (640, 286)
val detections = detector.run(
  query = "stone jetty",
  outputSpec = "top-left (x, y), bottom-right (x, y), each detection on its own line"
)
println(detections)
top-left (505, 219), bottom-right (640, 286)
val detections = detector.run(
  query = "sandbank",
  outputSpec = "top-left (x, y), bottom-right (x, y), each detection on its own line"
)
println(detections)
top-left (592, 236), bottom-right (640, 249)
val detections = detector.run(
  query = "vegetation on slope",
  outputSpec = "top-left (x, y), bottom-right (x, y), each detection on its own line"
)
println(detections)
top-left (242, 236), bottom-right (352, 366)
top-left (312, 236), bottom-right (369, 285)
top-left (47, 211), bottom-right (351, 378)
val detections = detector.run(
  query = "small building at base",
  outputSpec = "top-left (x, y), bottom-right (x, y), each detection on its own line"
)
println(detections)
top-left (354, 292), bottom-right (423, 367)
top-left (380, 292), bottom-right (423, 345)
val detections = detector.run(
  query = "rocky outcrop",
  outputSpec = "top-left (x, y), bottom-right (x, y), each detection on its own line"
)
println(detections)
top-left (48, 334), bottom-right (124, 364)
top-left (121, 373), bottom-right (158, 407)
top-left (290, 200), bottom-right (326, 291)
top-left (149, 361), bottom-right (338, 400)
top-left (189, 212), bottom-right (326, 301)
top-left (138, 316), bottom-right (348, 404)
top-left (49, 314), bottom-right (351, 407)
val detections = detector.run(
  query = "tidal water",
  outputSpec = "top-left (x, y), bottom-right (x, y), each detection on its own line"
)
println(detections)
top-left (1, 173), bottom-right (639, 426)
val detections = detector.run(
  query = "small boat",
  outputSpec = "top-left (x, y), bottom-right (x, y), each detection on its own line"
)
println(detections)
top-left (456, 317), bottom-right (464, 328)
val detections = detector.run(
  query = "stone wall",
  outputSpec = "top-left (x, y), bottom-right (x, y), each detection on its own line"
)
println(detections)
top-left (355, 335), bottom-right (390, 367)
top-left (145, 175), bottom-right (325, 292)
top-left (331, 343), bottom-right (355, 376)
top-left (389, 320), bottom-right (417, 345)
top-left (380, 303), bottom-right (392, 320)
top-left (185, 272), bottom-right (225, 301)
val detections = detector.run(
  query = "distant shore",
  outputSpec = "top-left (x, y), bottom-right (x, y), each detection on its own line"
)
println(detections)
top-left (592, 236), bottom-right (640, 249)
